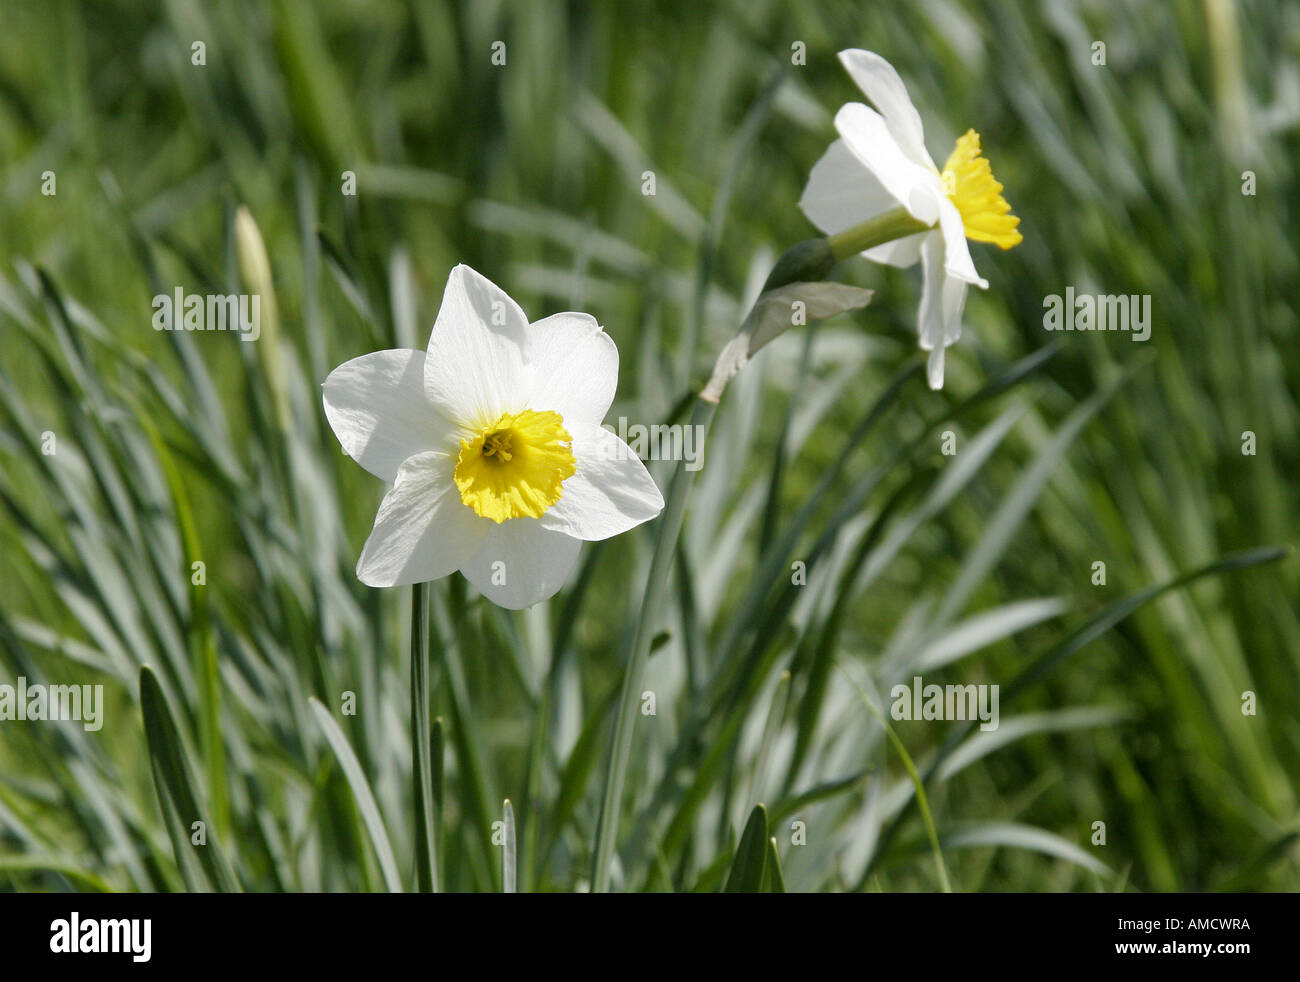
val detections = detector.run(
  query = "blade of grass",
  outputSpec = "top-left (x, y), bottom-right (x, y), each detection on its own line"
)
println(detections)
top-left (502, 799), bottom-right (517, 893)
top-left (763, 837), bottom-right (786, 893)
top-left (139, 666), bottom-right (240, 893)
top-left (837, 664), bottom-right (952, 893)
top-left (410, 581), bottom-right (438, 892)
top-left (590, 397), bottom-right (717, 892)
top-left (862, 544), bottom-right (1290, 886)
top-left (308, 698), bottom-right (403, 893)
top-left (723, 804), bottom-right (769, 893)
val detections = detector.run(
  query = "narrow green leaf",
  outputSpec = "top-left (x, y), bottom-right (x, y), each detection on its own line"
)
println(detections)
top-left (1210, 832), bottom-right (1300, 892)
top-left (769, 769), bottom-right (873, 823)
top-left (940, 822), bottom-right (1111, 878)
top-left (590, 398), bottom-right (718, 893)
top-left (136, 409), bottom-right (228, 842)
top-left (763, 837), bottom-right (786, 893)
top-left (838, 666), bottom-right (952, 893)
top-left (864, 545), bottom-right (1290, 884)
top-left (431, 715), bottom-right (446, 887)
top-left (723, 804), bottom-right (769, 893)
top-left (0, 855), bottom-right (115, 892)
top-left (139, 667), bottom-right (240, 893)
top-left (543, 684), bottom-right (618, 864)
top-left (308, 698), bottom-right (403, 893)
top-left (410, 582), bottom-right (438, 893)
top-left (502, 799), bottom-right (517, 893)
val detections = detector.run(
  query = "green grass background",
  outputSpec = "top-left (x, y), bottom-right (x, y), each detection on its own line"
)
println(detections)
top-left (0, 0), bottom-right (1296, 892)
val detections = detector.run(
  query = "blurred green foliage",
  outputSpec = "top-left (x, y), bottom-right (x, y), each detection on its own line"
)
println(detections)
top-left (0, 0), bottom-right (1296, 892)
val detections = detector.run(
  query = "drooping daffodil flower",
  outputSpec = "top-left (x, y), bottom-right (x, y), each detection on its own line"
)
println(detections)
top-left (800, 49), bottom-right (1022, 389)
top-left (323, 265), bottom-right (664, 608)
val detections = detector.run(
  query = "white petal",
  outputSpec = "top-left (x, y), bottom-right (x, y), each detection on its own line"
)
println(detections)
top-left (798, 139), bottom-right (900, 237)
top-left (927, 347), bottom-right (946, 391)
top-left (837, 49), bottom-right (935, 168)
top-left (917, 235), bottom-right (972, 391)
top-left (863, 231), bottom-right (926, 269)
top-left (917, 232), bottom-right (946, 354)
top-left (527, 312), bottom-right (618, 429)
top-left (835, 104), bottom-right (943, 226)
top-left (539, 424), bottom-right (665, 541)
top-left (323, 349), bottom-right (461, 481)
top-left (941, 276), bottom-right (969, 347)
top-left (356, 452), bottom-right (488, 588)
top-left (937, 200), bottom-right (988, 288)
top-left (424, 264), bottom-right (531, 429)
top-left (459, 521), bottom-right (581, 609)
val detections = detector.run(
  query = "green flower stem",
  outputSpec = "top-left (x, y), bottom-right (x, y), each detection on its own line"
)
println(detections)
top-left (826, 207), bottom-right (931, 263)
top-left (411, 581), bottom-right (438, 892)
top-left (759, 238), bottom-right (837, 292)
top-left (755, 208), bottom-right (930, 296)
top-left (590, 396), bottom-right (717, 892)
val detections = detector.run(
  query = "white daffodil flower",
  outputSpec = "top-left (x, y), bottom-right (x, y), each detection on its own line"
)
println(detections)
top-left (800, 49), bottom-right (1022, 389)
top-left (322, 264), bottom-right (664, 609)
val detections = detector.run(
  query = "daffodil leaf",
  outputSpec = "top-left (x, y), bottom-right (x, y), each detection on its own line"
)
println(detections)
top-left (939, 822), bottom-right (1111, 878)
top-left (723, 804), bottom-right (769, 893)
top-left (543, 684), bottom-right (619, 864)
top-left (763, 837), bottom-right (786, 893)
top-left (309, 698), bottom-right (404, 893)
top-left (139, 667), bottom-right (240, 893)
top-left (502, 799), bottom-right (517, 893)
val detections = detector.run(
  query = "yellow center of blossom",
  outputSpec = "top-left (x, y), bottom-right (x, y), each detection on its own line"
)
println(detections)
top-left (940, 129), bottom-right (1023, 250)
top-left (454, 409), bottom-right (576, 523)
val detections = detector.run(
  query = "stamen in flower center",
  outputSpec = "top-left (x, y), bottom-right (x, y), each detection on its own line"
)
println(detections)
top-left (455, 409), bottom-right (575, 523)
top-left (940, 129), bottom-right (1023, 250)
top-left (483, 431), bottom-right (514, 462)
